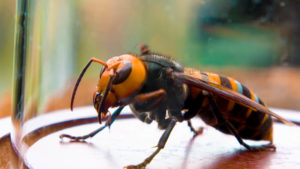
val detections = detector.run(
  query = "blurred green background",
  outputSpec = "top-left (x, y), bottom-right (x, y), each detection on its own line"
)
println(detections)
top-left (0, 1), bottom-right (15, 96)
top-left (1, 0), bottom-right (300, 118)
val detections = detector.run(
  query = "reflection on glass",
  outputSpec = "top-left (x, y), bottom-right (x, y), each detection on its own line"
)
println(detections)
top-left (12, 0), bottom-right (78, 167)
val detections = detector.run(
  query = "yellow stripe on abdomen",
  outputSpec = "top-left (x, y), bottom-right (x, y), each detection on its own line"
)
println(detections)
top-left (206, 72), bottom-right (221, 85)
top-left (226, 77), bottom-right (238, 113)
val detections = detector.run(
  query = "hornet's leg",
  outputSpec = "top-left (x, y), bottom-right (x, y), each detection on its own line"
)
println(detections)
top-left (124, 118), bottom-right (177, 169)
top-left (131, 89), bottom-right (166, 123)
top-left (187, 120), bottom-right (204, 137)
top-left (206, 93), bottom-right (275, 151)
top-left (133, 89), bottom-right (166, 108)
top-left (60, 106), bottom-right (124, 142)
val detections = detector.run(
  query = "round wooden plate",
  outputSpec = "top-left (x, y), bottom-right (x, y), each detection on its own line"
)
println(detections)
top-left (19, 106), bottom-right (300, 169)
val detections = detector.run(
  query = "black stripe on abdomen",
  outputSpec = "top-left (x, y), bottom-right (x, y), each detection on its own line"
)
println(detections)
top-left (230, 84), bottom-right (253, 119)
top-left (220, 75), bottom-right (232, 89)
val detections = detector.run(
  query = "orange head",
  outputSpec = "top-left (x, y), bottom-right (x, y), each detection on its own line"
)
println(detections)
top-left (71, 54), bottom-right (147, 123)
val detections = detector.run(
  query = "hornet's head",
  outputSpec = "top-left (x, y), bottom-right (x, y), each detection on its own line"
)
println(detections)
top-left (71, 54), bottom-right (146, 123)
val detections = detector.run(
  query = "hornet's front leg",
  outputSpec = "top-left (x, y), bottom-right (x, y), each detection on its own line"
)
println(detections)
top-left (60, 106), bottom-right (125, 142)
top-left (124, 118), bottom-right (177, 169)
top-left (133, 89), bottom-right (166, 109)
top-left (131, 89), bottom-right (166, 123)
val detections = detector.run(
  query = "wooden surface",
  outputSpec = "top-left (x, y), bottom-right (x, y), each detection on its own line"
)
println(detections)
top-left (19, 107), bottom-right (300, 169)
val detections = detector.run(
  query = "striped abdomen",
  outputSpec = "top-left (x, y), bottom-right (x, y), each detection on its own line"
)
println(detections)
top-left (183, 69), bottom-right (273, 142)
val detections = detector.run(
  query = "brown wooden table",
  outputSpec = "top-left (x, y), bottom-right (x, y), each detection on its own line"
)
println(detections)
top-left (7, 106), bottom-right (299, 169)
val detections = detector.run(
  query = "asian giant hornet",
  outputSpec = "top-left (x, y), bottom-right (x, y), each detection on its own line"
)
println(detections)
top-left (60, 44), bottom-right (295, 169)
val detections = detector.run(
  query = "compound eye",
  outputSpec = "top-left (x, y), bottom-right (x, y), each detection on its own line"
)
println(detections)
top-left (112, 62), bottom-right (132, 84)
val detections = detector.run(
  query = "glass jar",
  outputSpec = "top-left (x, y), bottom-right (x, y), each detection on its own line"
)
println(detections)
top-left (11, 0), bottom-right (300, 168)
